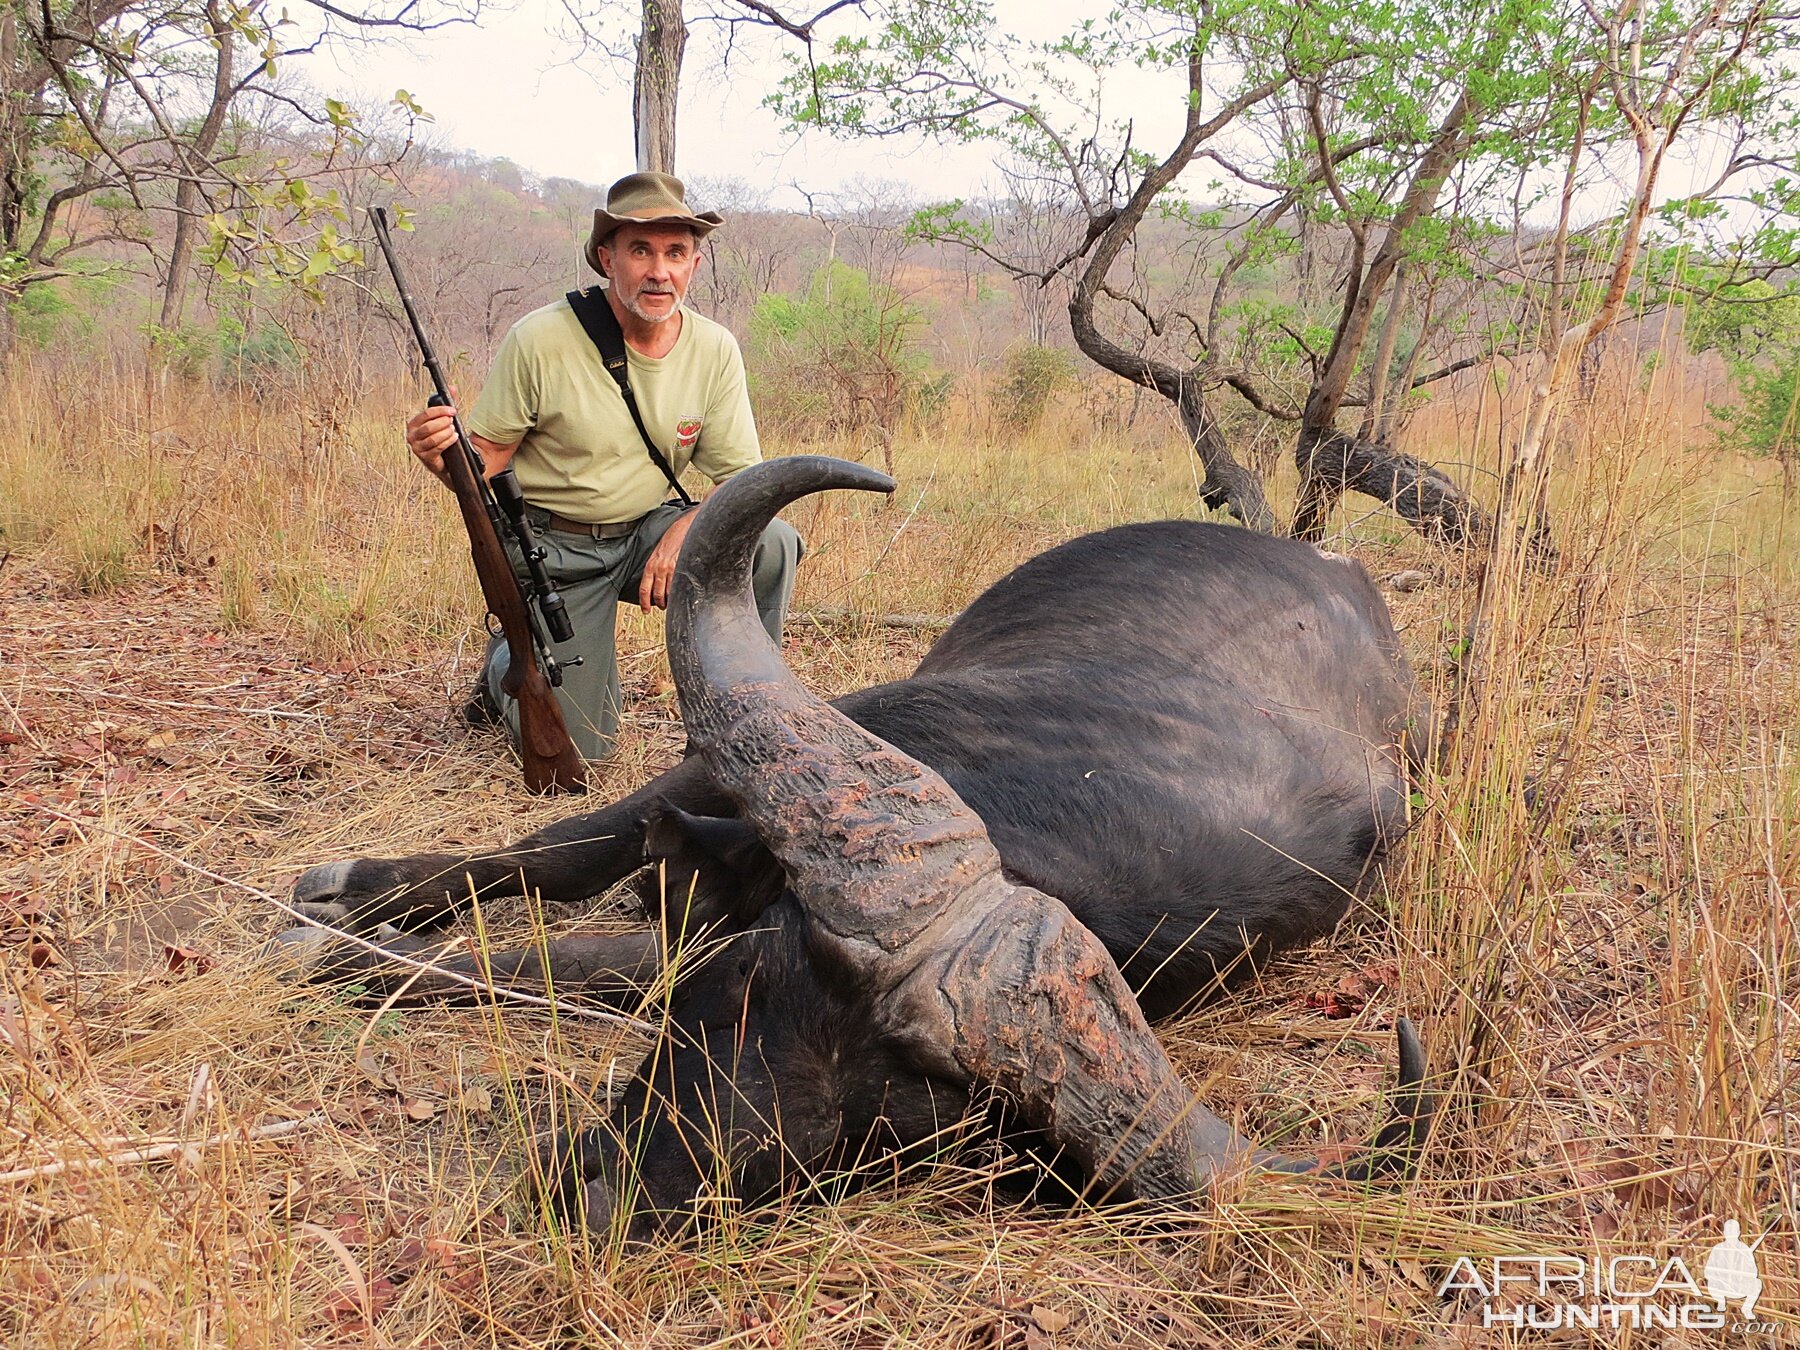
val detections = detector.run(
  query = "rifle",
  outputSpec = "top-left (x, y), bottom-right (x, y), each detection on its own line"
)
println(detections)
top-left (368, 205), bottom-right (587, 795)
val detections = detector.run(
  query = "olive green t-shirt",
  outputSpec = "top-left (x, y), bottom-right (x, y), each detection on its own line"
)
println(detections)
top-left (465, 299), bottom-right (761, 524)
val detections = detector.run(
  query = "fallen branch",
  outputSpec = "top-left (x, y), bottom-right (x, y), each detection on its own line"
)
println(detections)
top-left (799, 607), bottom-right (954, 633)
top-left (26, 804), bottom-right (658, 1034)
top-left (0, 1114), bottom-right (321, 1186)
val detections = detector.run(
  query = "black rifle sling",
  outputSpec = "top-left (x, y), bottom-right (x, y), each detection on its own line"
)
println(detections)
top-left (565, 288), bottom-right (696, 508)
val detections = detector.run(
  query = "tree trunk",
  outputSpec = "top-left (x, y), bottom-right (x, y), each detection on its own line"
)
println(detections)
top-left (1068, 284), bottom-right (1273, 530)
top-left (1, 7), bottom-right (22, 255)
top-left (1358, 263), bottom-right (1408, 441)
top-left (158, 0), bottom-right (234, 331)
top-left (1176, 381), bottom-right (1275, 530)
top-left (1375, 282), bottom-right (1435, 442)
top-left (1292, 92), bottom-right (1471, 541)
top-left (1293, 427), bottom-right (1486, 546)
top-left (633, 0), bottom-right (685, 174)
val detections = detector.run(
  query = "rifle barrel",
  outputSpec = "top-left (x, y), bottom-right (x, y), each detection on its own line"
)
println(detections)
top-left (369, 207), bottom-right (453, 401)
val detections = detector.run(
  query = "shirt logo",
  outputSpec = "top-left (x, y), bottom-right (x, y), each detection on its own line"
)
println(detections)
top-left (676, 417), bottom-right (703, 450)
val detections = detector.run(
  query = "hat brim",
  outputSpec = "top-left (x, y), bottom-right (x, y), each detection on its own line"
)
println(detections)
top-left (585, 209), bottom-right (724, 274)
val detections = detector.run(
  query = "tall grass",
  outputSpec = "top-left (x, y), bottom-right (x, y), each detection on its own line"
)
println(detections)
top-left (1, 340), bottom-right (1794, 1346)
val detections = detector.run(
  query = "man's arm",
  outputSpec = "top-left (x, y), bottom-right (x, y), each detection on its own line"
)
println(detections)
top-left (637, 330), bottom-right (758, 612)
top-left (636, 505), bottom-right (699, 613)
top-left (406, 394), bottom-right (519, 484)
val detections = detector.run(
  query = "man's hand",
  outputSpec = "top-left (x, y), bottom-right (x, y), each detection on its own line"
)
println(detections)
top-left (405, 388), bottom-right (517, 484)
top-left (639, 508), bottom-right (698, 612)
top-left (405, 387), bottom-right (459, 482)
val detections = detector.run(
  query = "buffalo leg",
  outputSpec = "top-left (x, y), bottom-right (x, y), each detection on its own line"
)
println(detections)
top-left (289, 756), bottom-right (730, 932)
top-left (269, 927), bottom-right (662, 1006)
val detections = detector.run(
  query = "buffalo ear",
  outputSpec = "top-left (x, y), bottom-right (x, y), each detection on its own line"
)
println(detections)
top-left (641, 808), bottom-right (782, 930)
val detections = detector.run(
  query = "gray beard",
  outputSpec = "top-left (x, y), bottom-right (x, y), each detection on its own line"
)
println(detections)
top-left (623, 291), bottom-right (678, 324)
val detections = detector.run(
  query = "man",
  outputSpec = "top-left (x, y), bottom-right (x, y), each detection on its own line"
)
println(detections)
top-left (405, 172), bottom-right (801, 761)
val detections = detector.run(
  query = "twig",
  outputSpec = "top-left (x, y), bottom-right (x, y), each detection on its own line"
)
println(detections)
top-left (181, 1062), bottom-right (213, 1134)
top-left (0, 686), bottom-right (46, 751)
top-left (799, 607), bottom-right (953, 633)
top-left (26, 805), bottom-right (658, 1034)
top-left (38, 682), bottom-right (327, 721)
top-left (0, 1114), bottom-right (321, 1186)
top-left (852, 466), bottom-right (936, 586)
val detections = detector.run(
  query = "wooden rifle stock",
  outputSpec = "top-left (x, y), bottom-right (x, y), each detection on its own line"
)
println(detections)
top-left (369, 206), bottom-right (586, 795)
top-left (437, 424), bottom-right (588, 795)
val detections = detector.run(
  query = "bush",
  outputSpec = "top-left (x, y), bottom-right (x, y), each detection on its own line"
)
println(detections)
top-left (1714, 361), bottom-right (1798, 464)
top-left (995, 343), bottom-right (1075, 430)
top-left (1687, 280), bottom-right (1800, 476)
top-left (748, 262), bottom-right (930, 447)
top-left (217, 316), bottom-right (301, 384)
top-left (10, 284), bottom-right (91, 348)
top-left (148, 324), bottom-right (218, 381)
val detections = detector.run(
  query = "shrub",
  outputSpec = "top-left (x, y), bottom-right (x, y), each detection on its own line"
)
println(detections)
top-left (995, 343), bottom-right (1075, 430)
top-left (1687, 280), bottom-right (1800, 480)
top-left (217, 316), bottom-right (301, 384)
top-left (748, 262), bottom-right (930, 450)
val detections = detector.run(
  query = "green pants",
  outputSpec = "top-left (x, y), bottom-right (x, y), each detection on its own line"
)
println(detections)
top-left (484, 501), bottom-right (802, 760)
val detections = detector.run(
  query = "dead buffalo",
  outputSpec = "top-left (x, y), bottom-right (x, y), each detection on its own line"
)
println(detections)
top-left (279, 456), bottom-right (1435, 1237)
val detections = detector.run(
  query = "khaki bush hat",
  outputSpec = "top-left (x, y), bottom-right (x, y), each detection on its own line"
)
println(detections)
top-left (584, 172), bottom-right (724, 274)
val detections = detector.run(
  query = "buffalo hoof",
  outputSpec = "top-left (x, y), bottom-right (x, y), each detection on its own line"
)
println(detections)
top-left (292, 860), bottom-right (418, 921)
top-left (260, 923), bottom-right (341, 980)
top-left (293, 861), bottom-right (358, 909)
top-left (259, 917), bottom-right (402, 983)
top-left (288, 855), bottom-right (461, 933)
top-left (537, 1128), bottom-right (621, 1238)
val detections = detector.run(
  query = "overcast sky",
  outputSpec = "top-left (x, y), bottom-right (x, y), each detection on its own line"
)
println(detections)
top-left (314, 0), bottom-right (1192, 208)
top-left (311, 1), bottom-right (1741, 229)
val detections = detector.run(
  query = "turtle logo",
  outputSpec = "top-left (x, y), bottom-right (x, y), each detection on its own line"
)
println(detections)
top-left (676, 417), bottom-right (703, 450)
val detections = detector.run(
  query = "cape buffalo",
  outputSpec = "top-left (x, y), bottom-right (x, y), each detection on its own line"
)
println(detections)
top-left (279, 456), bottom-right (1434, 1237)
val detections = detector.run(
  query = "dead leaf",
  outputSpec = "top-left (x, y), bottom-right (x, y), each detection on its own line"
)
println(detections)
top-left (323, 1273), bottom-right (396, 1328)
top-left (356, 1056), bottom-right (399, 1092)
top-left (1301, 962), bottom-right (1400, 1018)
top-left (402, 1097), bottom-right (437, 1122)
top-left (1028, 1305), bottom-right (1070, 1334)
top-left (325, 1093), bottom-right (385, 1128)
top-left (163, 943), bottom-right (214, 975)
top-left (1, 893), bottom-right (49, 933)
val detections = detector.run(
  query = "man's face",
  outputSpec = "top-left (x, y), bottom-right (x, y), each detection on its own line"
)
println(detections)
top-left (598, 222), bottom-right (702, 325)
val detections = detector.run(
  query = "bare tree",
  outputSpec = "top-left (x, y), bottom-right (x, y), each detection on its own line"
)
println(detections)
top-left (557, 0), bottom-right (869, 175)
top-left (159, 0), bottom-right (236, 329)
top-left (634, 0), bottom-right (685, 171)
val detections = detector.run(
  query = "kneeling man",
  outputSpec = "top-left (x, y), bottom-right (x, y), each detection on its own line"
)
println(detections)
top-left (405, 172), bottom-right (801, 761)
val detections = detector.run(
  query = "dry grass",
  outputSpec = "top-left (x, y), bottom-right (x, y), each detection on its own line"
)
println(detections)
top-left (1, 347), bottom-right (1795, 1347)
